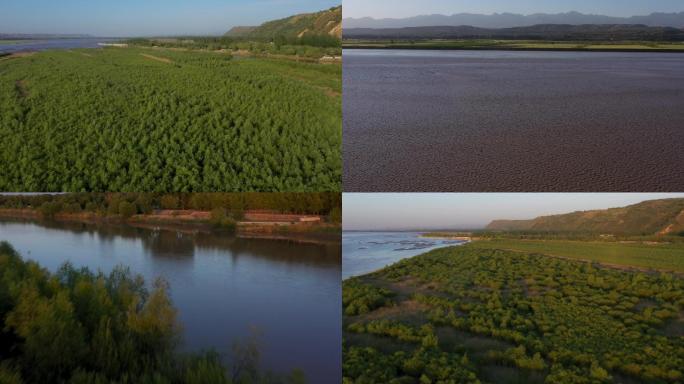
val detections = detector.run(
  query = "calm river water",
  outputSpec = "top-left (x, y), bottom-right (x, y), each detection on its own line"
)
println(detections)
top-left (342, 231), bottom-right (465, 279)
top-left (0, 219), bottom-right (341, 383)
top-left (343, 49), bottom-right (684, 192)
top-left (0, 38), bottom-right (120, 53)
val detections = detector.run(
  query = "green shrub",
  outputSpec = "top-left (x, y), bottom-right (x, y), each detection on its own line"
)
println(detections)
top-left (118, 201), bottom-right (137, 218)
top-left (0, 242), bottom-right (305, 384)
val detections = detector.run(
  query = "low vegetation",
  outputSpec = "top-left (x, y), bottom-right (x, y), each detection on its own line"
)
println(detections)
top-left (343, 245), bottom-right (684, 383)
top-left (469, 239), bottom-right (684, 273)
top-left (0, 47), bottom-right (341, 192)
top-left (343, 39), bottom-right (684, 51)
top-left (0, 242), bottom-right (306, 383)
top-left (126, 36), bottom-right (340, 58)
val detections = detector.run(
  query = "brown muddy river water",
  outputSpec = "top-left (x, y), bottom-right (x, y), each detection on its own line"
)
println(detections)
top-left (343, 49), bottom-right (684, 192)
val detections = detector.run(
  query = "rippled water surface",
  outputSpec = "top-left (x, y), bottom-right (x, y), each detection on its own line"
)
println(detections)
top-left (343, 49), bottom-right (684, 192)
top-left (0, 220), bottom-right (341, 383)
top-left (343, 231), bottom-right (464, 279)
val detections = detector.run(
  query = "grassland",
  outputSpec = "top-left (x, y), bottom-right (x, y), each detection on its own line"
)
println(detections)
top-left (343, 245), bottom-right (684, 383)
top-left (0, 47), bottom-right (341, 192)
top-left (0, 40), bottom-right (25, 45)
top-left (468, 239), bottom-right (684, 273)
top-left (343, 39), bottom-right (684, 52)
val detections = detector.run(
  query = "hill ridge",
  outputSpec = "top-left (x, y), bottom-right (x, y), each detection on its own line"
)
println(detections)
top-left (344, 11), bottom-right (684, 29)
top-left (226, 6), bottom-right (341, 39)
top-left (343, 23), bottom-right (684, 41)
top-left (486, 198), bottom-right (684, 235)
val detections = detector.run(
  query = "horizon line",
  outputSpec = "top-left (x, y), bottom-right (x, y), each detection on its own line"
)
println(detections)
top-left (344, 9), bottom-right (684, 19)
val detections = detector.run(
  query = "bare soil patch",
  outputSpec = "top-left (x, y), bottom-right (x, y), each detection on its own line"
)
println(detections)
top-left (362, 299), bottom-right (429, 322)
top-left (10, 52), bottom-right (36, 59)
top-left (15, 80), bottom-right (28, 98)
top-left (0, 52), bottom-right (36, 62)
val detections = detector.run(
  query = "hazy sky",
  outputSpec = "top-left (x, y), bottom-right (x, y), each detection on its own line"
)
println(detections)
top-left (343, 193), bottom-right (684, 231)
top-left (0, 0), bottom-right (340, 37)
top-left (344, 0), bottom-right (684, 19)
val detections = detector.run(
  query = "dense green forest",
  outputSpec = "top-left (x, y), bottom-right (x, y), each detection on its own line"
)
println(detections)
top-left (0, 193), bottom-right (341, 218)
top-left (343, 246), bottom-right (684, 383)
top-left (0, 48), bottom-right (341, 192)
top-left (0, 242), bottom-right (305, 383)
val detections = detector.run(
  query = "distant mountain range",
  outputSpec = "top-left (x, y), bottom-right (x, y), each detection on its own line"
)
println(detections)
top-left (344, 24), bottom-right (684, 41)
top-left (486, 199), bottom-right (684, 235)
top-left (226, 6), bottom-right (341, 39)
top-left (344, 11), bottom-right (684, 29)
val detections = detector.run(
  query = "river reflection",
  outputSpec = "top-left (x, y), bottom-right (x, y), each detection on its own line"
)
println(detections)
top-left (0, 219), bottom-right (341, 383)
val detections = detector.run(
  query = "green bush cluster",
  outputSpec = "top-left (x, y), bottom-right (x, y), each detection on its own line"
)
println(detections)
top-left (343, 280), bottom-right (394, 316)
top-left (343, 346), bottom-right (480, 384)
top-left (0, 48), bottom-right (341, 191)
top-left (209, 208), bottom-right (237, 231)
top-left (128, 36), bottom-right (341, 56)
top-left (343, 247), bottom-right (684, 383)
top-left (0, 242), bottom-right (307, 384)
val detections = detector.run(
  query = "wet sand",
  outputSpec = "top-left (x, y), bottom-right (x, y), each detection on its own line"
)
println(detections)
top-left (343, 50), bottom-right (684, 191)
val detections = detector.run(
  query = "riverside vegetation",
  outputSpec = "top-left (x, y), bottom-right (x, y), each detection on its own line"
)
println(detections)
top-left (0, 242), bottom-right (306, 384)
top-left (0, 47), bottom-right (341, 192)
top-left (342, 39), bottom-right (684, 51)
top-left (343, 244), bottom-right (684, 384)
top-left (0, 192), bottom-right (342, 226)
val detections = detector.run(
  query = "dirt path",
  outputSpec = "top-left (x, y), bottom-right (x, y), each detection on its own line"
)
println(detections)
top-left (140, 53), bottom-right (173, 63)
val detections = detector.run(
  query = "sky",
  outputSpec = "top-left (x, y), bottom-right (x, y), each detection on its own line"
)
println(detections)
top-left (343, 193), bottom-right (684, 231)
top-left (344, 0), bottom-right (684, 19)
top-left (0, 0), bottom-right (340, 37)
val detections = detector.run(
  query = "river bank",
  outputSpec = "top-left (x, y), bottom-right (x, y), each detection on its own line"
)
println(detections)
top-left (0, 208), bottom-right (340, 245)
top-left (342, 40), bottom-right (684, 53)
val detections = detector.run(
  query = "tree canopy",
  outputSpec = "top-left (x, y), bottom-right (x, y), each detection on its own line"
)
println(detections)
top-left (0, 242), bottom-right (306, 384)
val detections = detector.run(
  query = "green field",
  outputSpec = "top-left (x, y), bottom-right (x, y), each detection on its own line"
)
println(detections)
top-left (343, 246), bottom-right (684, 383)
top-left (343, 39), bottom-right (684, 52)
top-left (0, 47), bottom-right (341, 191)
top-left (0, 40), bottom-right (25, 45)
top-left (468, 239), bottom-right (684, 273)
